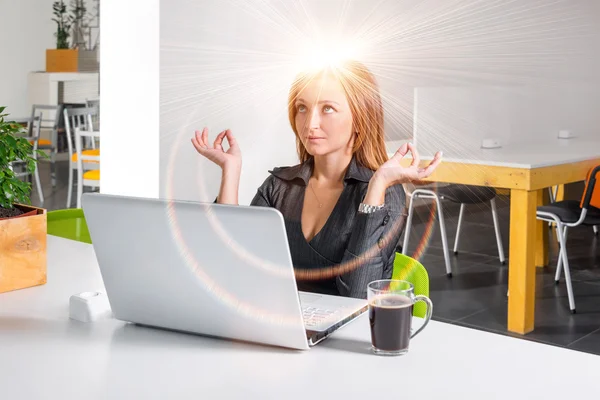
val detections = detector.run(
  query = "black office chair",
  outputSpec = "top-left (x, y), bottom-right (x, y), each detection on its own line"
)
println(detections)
top-left (536, 165), bottom-right (600, 313)
top-left (548, 185), bottom-right (599, 235)
top-left (437, 184), bottom-right (504, 260)
top-left (402, 183), bottom-right (506, 278)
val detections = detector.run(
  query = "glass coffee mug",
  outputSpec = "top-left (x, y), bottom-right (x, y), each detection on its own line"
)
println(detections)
top-left (367, 279), bottom-right (433, 356)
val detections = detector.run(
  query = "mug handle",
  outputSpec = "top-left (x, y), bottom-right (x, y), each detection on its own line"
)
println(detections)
top-left (410, 295), bottom-right (433, 339)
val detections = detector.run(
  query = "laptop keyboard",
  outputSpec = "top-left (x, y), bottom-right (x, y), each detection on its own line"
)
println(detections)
top-left (302, 306), bottom-right (340, 328)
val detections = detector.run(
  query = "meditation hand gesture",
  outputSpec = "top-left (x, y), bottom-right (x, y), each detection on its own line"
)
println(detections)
top-left (191, 127), bottom-right (242, 170)
top-left (374, 142), bottom-right (442, 187)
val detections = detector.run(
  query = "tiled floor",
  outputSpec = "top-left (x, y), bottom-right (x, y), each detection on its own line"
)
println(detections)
top-left (404, 188), bottom-right (600, 355)
top-left (28, 158), bottom-right (600, 356)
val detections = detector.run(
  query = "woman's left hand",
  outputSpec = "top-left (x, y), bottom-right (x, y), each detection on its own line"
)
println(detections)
top-left (373, 142), bottom-right (442, 188)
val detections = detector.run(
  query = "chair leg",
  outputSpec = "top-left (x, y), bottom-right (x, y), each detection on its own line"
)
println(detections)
top-left (50, 127), bottom-right (58, 188)
top-left (401, 194), bottom-right (416, 254)
top-left (453, 203), bottom-right (465, 254)
top-left (434, 196), bottom-right (453, 277)
top-left (50, 147), bottom-right (57, 188)
top-left (556, 224), bottom-right (576, 313)
top-left (66, 166), bottom-right (74, 208)
top-left (490, 198), bottom-right (506, 264)
top-left (554, 225), bottom-right (566, 284)
top-left (77, 180), bottom-right (83, 209)
top-left (549, 186), bottom-right (557, 203)
top-left (33, 166), bottom-right (44, 204)
top-left (548, 186), bottom-right (557, 229)
top-left (594, 226), bottom-right (598, 236)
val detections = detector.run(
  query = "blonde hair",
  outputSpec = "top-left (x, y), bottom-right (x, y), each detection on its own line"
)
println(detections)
top-left (287, 60), bottom-right (388, 171)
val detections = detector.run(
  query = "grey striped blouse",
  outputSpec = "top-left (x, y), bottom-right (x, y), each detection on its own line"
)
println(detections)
top-left (250, 156), bottom-right (407, 299)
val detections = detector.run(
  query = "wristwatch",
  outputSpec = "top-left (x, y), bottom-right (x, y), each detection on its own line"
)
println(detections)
top-left (358, 203), bottom-right (385, 214)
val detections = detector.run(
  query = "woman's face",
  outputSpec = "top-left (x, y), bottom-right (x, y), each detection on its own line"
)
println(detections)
top-left (294, 73), bottom-right (354, 157)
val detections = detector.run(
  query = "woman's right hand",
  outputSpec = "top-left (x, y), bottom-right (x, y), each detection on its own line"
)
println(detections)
top-left (191, 127), bottom-right (242, 171)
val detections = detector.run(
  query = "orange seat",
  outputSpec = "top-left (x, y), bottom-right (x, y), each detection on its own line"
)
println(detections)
top-left (83, 170), bottom-right (100, 180)
top-left (30, 139), bottom-right (53, 146)
top-left (71, 149), bottom-right (100, 163)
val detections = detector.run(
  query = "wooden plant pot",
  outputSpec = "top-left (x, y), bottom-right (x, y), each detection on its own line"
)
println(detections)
top-left (0, 204), bottom-right (47, 294)
top-left (46, 49), bottom-right (79, 72)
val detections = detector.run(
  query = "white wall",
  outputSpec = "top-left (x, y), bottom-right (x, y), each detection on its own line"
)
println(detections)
top-left (101, 0), bottom-right (600, 202)
top-left (99, 0), bottom-right (159, 199)
top-left (160, 0), bottom-right (600, 206)
top-left (414, 83), bottom-right (600, 159)
top-left (409, 0), bottom-right (600, 158)
top-left (0, 0), bottom-right (56, 118)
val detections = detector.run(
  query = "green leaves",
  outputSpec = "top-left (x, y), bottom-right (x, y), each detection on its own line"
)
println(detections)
top-left (52, 1), bottom-right (71, 49)
top-left (52, 1), bottom-right (88, 49)
top-left (4, 134), bottom-right (16, 148)
top-left (0, 106), bottom-right (40, 210)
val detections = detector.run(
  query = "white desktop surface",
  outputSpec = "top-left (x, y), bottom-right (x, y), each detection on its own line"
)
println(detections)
top-left (1, 235), bottom-right (599, 399)
top-left (386, 138), bottom-right (600, 169)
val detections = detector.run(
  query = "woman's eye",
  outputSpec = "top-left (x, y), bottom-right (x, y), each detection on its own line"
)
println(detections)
top-left (297, 104), bottom-right (307, 112)
top-left (323, 105), bottom-right (335, 113)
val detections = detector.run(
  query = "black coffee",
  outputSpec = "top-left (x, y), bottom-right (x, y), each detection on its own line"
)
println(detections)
top-left (369, 295), bottom-right (413, 351)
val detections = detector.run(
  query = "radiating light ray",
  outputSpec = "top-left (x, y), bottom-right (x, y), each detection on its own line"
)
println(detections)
top-left (362, 0), bottom-right (584, 47)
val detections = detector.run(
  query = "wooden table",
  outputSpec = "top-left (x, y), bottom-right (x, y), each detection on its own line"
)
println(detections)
top-left (386, 138), bottom-right (600, 334)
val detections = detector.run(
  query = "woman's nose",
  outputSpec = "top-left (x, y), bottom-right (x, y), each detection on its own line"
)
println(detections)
top-left (309, 108), bottom-right (320, 129)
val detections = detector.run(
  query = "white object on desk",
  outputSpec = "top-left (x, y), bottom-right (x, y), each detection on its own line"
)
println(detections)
top-left (69, 291), bottom-right (112, 322)
top-left (558, 129), bottom-right (576, 139)
top-left (481, 138), bottom-right (502, 149)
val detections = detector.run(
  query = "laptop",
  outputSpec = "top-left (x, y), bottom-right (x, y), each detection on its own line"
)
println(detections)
top-left (81, 193), bottom-right (367, 350)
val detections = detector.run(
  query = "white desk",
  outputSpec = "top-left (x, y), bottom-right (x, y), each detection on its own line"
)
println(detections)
top-left (386, 138), bottom-right (600, 335)
top-left (387, 138), bottom-right (600, 168)
top-left (1, 236), bottom-right (600, 399)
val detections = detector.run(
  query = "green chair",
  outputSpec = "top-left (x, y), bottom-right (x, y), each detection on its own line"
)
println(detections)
top-left (47, 208), bottom-right (92, 244)
top-left (392, 252), bottom-right (430, 318)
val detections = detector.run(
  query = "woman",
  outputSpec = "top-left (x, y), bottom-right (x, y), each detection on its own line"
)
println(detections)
top-left (191, 60), bottom-right (442, 299)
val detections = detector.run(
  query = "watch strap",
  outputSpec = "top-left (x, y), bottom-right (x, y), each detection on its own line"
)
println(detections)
top-left (358, 203), bottom-right (385, 214)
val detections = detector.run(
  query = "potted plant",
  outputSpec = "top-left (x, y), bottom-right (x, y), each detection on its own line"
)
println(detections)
top-left (46, 0), bottom-right (78, 72)
top-left (0, 106), bottom-right (48, 294)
